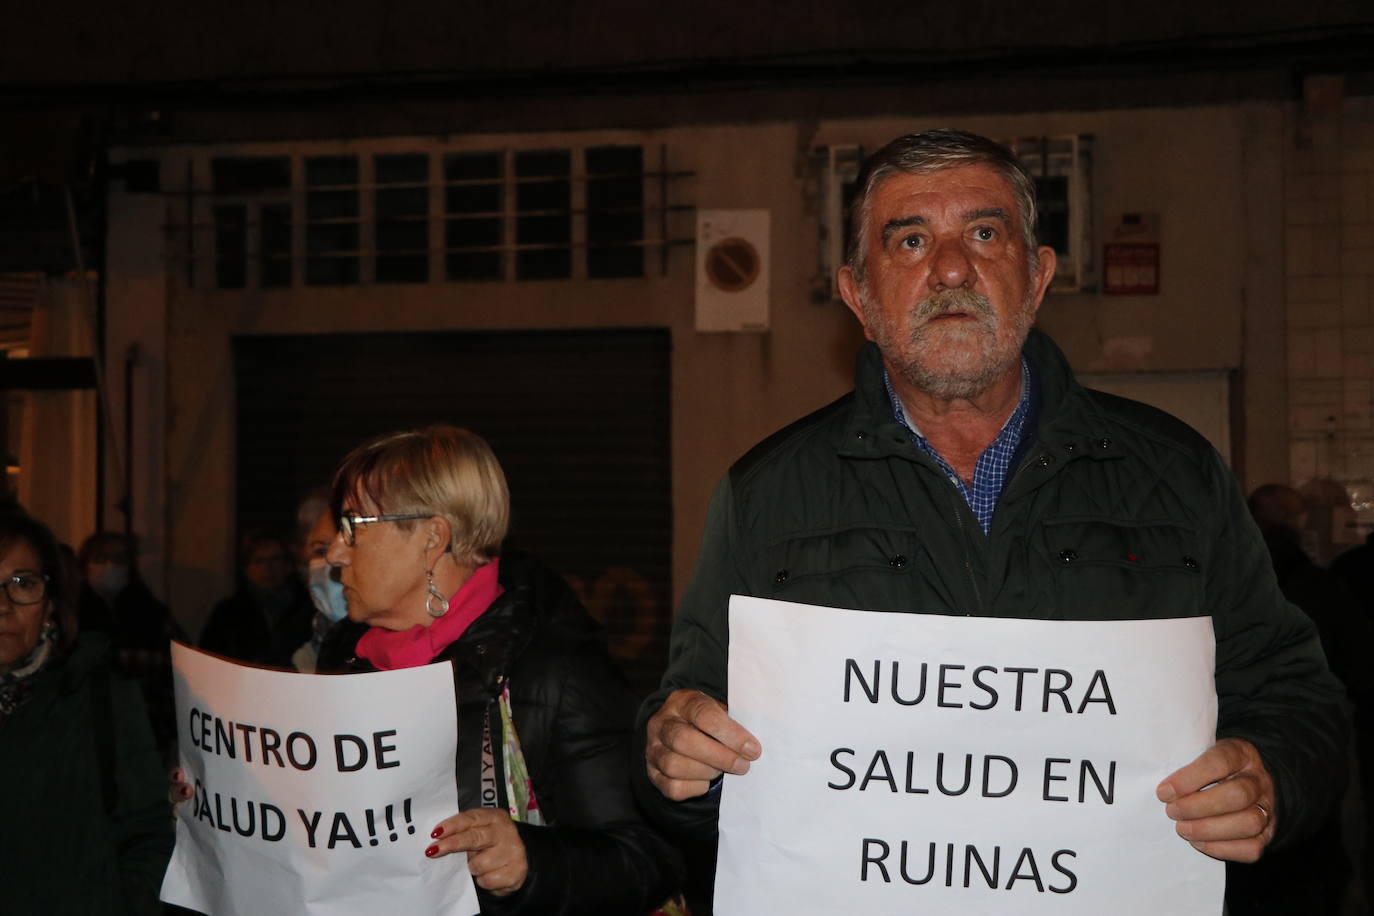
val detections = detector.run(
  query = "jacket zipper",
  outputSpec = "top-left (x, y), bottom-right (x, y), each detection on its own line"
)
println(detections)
top-left (947, 484), bottom-right (983, 615)
top-left (1003, 441), bottom-right (1047, 502)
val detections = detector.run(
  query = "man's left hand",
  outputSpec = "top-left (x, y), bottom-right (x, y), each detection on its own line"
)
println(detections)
top-left (1156, 737), bottom-right (1275, 862)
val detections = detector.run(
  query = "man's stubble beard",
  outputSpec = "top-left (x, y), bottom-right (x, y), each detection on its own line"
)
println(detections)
top-left (862, 287), bottom-right (1036, 401)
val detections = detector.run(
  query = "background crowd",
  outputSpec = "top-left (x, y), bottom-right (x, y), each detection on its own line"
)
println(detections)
top-left (2, 457), bottom-right (1373, 913)
top-left (0, 426), bottom-right (683, 916)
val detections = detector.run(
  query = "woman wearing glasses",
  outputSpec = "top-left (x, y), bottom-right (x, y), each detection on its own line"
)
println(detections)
top-left (0, 512), bottom-right (173, 914)
top-left (316, 426), bottom-right (681, 915)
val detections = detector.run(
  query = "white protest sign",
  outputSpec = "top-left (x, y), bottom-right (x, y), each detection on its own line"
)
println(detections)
top-left (160, 643), bottom-right (479, 916)
top-left (716, 596), bottom-right (1224, 915)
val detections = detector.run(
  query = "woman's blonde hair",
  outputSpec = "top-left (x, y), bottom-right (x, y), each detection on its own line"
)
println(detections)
top-left (330, 426), bottom-right (509, 566)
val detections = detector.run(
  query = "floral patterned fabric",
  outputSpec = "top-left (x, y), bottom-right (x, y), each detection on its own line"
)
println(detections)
top-left (497, 682), bottom-right (686, 915)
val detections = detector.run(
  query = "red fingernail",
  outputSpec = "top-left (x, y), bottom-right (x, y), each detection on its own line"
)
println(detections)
top-left (424, 844), bottom-right (439, 857)
top-left (431, 827), bottom-right (443, 839)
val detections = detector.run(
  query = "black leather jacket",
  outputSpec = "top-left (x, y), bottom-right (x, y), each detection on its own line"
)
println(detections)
top-left (321, 551), bottom-right (682, 915)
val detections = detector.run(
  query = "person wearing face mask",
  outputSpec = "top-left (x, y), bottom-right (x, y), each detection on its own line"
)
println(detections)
top-left (76, 531), bottom-right (183, 762)
top-left (291, 511), bottom-right (349, 672)
top-left (292, 489), bottom-right (332, 577)
top-left (200, 530), bottom-right (316, 669)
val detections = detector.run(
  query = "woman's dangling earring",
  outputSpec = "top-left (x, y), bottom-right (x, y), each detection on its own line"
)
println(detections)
top-left (425, 569), bottom-right (448, 618)
top-left (38, 613), bottom-right (59, 648)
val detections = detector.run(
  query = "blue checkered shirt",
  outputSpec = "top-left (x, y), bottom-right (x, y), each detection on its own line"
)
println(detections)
top-left (883, 358), bottom-right (1033, 534)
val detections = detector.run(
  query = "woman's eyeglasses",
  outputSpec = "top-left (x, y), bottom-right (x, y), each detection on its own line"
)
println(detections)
top-left (2, 573), bottom-right (48, 606)
top-left (337, 513), bottom-right (431, 547)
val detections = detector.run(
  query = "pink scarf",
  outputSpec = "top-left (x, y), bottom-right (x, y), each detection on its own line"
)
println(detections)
top-left (355, 559), bottom-right (503, 671)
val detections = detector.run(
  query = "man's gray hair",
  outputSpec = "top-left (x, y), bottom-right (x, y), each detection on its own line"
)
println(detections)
top-left (845, 129), bottom-right (1041, 283)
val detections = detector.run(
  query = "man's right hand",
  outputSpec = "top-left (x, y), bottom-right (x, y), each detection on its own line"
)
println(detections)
top-left (644, 688), bottom-right (762, 800)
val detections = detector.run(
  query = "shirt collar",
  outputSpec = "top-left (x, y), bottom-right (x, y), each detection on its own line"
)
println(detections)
top-left (883, 357), bottom-right (1032, 443)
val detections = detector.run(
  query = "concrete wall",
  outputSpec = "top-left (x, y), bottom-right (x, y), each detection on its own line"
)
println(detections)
top-left (1282, 91), bottom-right (1374, 559)
top-left (104, 193), bottom-right (170, 588)
top-left (108, 102), bottom-right (1301, 633)
top-left (15, 275), bottom-right (100, 549)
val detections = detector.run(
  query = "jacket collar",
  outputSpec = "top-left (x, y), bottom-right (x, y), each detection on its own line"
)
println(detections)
top-left (434, 565), bottom-right (538, 700)
top-left (839, 329), bottom-right (1126, 469)
top-left (1020, 329), bottom-right (1126, 465)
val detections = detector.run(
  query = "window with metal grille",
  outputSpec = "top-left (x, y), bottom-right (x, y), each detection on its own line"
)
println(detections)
top-left (444, 151), bottom-right (503, 281)
top-left (304, 155), bottom-right (360, 286)
top-left (209, 156), bottom-right (292, 289)
top-left (213, 204), bottom-right (247, 289)
top-left (515, 149), bottom-right (572, 280)
top-left (1003, 135), bottom-right (1094, 293)
top-left (586, 145), bottom-right (645, 279)
top-left (188, 143), bottom-right (687, 290)
top-left (375, 153), bottom-right (429, 283)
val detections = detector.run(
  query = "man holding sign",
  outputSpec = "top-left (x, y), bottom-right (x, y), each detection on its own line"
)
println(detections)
top-left (634, 129), bottom-right (1346, 913)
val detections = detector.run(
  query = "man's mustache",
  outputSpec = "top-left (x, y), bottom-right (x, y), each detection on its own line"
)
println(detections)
top-left (914, 289), bottom-right (995, 322)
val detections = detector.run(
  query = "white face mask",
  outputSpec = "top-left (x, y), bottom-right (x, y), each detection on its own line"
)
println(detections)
top-left (308, 564), bottom-right (349, 623)
top-left (88, 563), bottom-right (130, 601)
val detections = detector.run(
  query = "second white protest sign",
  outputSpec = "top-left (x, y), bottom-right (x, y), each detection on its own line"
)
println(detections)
top-left (715, 596), bottom-right (1224, 915)
top-left (161, 643), bottom-right (480, 916)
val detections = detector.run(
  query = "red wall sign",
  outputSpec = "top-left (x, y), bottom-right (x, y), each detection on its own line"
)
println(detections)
top-left (1103, 242), bottom-right (1159, 295)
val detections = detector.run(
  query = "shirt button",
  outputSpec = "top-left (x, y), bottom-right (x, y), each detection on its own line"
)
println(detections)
top-left (855, 430), bottom-right (867, 440)
top-left (889, 554), bottom-right (908, 568)
top-left (1097, 437), bottom-right (1113, 450)
top-left (1059, 549), bottom-right (1078, 564)
top-left (1182, 556), bottom-right (1199, 570)
top-left (774, 569), bottom-right (790, 584)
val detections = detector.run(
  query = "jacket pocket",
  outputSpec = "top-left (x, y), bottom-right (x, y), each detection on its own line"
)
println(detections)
top-left (1040, 519), bottom-right (1203, 619)
top-left (762, 525), bottom-right (925, 609)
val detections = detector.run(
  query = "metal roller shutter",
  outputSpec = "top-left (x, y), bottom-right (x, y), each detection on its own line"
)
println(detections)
top-left (234, 327), bottom-right (671, 692)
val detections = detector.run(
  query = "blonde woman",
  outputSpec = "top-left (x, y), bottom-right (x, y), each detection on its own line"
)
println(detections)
top-left (317, 426), bottom-right (681, 914)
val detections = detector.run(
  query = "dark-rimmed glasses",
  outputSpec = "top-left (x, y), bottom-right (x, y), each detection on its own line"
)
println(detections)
top-left (2, 572), bottom-right (49, 606)
top-left (337, 513), bottom-right (431, 547)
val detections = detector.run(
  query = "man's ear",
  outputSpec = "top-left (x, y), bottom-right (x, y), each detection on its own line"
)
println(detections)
top-left (838, 265), bottom-right (875, 341)
top-left (1029, 246), bottom-right (1058, 316)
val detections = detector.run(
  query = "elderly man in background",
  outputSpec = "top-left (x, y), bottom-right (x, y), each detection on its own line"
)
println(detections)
top-left (633, 129), bottom-right (1347, 913)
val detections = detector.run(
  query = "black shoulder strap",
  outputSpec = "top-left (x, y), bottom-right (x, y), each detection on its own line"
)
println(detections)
top-left (89, 664), bottom-right (119, 814)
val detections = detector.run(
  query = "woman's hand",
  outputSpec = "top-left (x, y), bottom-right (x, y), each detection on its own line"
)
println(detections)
top-left (169, 767), bottom-right (194, 815)
top-left (426, 809), bottom-right (529, 896)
